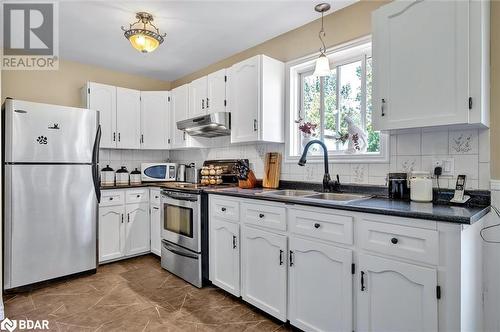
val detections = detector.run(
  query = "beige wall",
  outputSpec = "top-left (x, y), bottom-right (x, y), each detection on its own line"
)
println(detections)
top-left (491, 1), bottom-right (500, 179)
top-left (1, 60), bottom-right (171, 108)
top-left (172, 0), bottom-right (389, 88)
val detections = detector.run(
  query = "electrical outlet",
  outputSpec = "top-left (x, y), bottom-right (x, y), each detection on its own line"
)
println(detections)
top-left (432, 158), bottom-right (454, 176)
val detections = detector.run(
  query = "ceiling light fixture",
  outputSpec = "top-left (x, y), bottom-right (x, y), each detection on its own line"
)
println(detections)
top-left (313, 3), bottom-right (331, 77)
top-left (121, 12), bottom-right (166, 53)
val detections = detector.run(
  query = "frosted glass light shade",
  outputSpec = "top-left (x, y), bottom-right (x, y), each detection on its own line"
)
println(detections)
top-left (313, 54), bottom-right (331, 77)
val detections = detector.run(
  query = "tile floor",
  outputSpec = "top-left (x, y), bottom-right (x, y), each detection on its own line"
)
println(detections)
top-left (4, 255), bottom-right (292, 331)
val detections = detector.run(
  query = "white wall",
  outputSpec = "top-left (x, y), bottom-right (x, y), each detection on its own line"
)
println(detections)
top-left (171, 127), bottom-right (490, 190)
top-left (484, 182), bottom-right (500, 332)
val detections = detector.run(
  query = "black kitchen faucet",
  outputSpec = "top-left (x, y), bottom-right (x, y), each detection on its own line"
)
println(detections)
top-left (298, 139), bottom-right (341, 192)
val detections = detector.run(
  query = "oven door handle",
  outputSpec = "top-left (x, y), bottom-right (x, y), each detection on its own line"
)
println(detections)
top-left (163, 192), bottom-right (198, 202)
top-left (162, 241), bottom-right (199, 259)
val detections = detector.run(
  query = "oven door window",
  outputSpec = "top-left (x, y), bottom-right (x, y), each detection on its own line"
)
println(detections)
top-left (164, 204), bottom-right (193, 238)
top-left (144, 165), bottom-right (166, 179)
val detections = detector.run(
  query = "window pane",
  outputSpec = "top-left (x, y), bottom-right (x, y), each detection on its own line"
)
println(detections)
top-left (339, 61), bottom-right (362, 134)
top-left (323, 69), bottom-right (338, 151)
top-left (366, 57), bottom-right (380, 152)
top-left (301, 74), bottom-right (321, 154)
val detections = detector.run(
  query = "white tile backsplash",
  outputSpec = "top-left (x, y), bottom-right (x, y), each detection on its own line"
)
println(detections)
top-left (167, 127), bottom-right (490, 190)
top-left (99, 149), bottom-right (170, 173)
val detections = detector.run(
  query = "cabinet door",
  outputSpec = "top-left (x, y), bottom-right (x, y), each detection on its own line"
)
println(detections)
top-left (98, 205), bottom-right (125, 263)
top-left (125, 203), bottom-right (150, 256)
top-left (210, 218), bottom-right (240, 296)
top-left (229, 56), bottom-right (260, 143)
top-left (140, 91), bottom-right (169, 150)
top-left (150, 204), bottom-right (161, 256)
top-left (289, 237), bottom-right (353, 332)
top-left (87, 82), bottom-right (116, 148)
top-left (207, 69), bottom-right (226, 114)
top-left (241, 225), bottom-right (287, 321)
top-left (116, 87), bottom-right (141, 149)
top-left (170, 85), bottom-right (189, 149)
top-left (188, 77), bottom-right (208, 118)
top-left (357, 254), bottom-right (438, 332)
top-left (372, 0), bottom-right (469, 130)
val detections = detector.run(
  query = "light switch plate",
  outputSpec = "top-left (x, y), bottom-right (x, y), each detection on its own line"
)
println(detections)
top-left (432, 158), bottom-right (454, 176)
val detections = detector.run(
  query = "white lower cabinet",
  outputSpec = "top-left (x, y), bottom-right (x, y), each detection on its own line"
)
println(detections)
top-left (209, 218), bottom-right (240, 296)
top-left (150, 204), bottom-right (161, 256)
top-left (125, 203), bottom-right (150, 256)
top-left (289, 236), bottom-right (353, 332)
top-left (99, 189), bottom-right (152, 264)
top-left (208, 195), bottom-right (483, 332)
top-left (241, 225), bottom-right (287, 321)
top-left (356, 253), bottom-right (438, 332)
top-left (99, 205), bottom-right (125, 262)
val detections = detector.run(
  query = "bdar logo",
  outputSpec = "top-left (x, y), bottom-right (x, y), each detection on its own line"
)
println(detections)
top-left (1, 318), bottom-right (17, 332)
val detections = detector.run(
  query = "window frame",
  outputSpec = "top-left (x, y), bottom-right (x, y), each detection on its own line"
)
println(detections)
top-left (285, 36), bottom-right (389, 164)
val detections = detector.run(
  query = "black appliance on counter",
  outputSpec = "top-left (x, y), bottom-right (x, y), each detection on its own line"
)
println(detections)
top-left (160, 159), bottom-right (247, 288)
top-left (388, 172), bottom-right (410, 200)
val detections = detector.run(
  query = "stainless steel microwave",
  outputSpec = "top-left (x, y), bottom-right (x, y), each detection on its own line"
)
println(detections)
top-left (141, 163), bottom-right (177, 182)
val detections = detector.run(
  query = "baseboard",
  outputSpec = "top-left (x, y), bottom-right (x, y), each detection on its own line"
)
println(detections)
top-left (491, 180), bottom-right (500, 191)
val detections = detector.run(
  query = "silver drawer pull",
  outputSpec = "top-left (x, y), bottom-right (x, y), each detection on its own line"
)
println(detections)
top-left (314, 223), bottom-right (321, 229)
top-left (259, 213), bottom-right (265, 219)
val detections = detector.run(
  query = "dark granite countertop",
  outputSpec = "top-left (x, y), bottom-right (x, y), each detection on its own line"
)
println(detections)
top-left (102, 182), bottom-right (490, 224)
top-left (204, 187), bottom-right (490, 224)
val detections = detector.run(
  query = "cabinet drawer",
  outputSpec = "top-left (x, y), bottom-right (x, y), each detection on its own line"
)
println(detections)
top-left (289, 207), bottom-right (353, 245)
top-left (241, 201), bottom-right (286, 231)
top-left (211, 196), bottom-right (239, 221)
top-left (125, 188), bottom-right (149, 204)
top-left (150, 189), bottom-right (161, 205)
top-left (100, 190), bottom-right (124, 207)
top-left (359, 220), bottom-right (439, 265)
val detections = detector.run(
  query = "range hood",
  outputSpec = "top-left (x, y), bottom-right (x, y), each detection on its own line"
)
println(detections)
top-left (177, 112), bottom-right (231, 138)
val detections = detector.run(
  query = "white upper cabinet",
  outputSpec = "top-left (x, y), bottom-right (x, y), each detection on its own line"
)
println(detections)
top-left (229, 55), bottom-right (284, 144)
top-left (207, 68), bottom-right (227, 114)
top-left (83, 82), bottom-right (116, 148)
top-left (356, 253), bottom-right (438, 332)
top-left (171, 84), bottom-right (190, 149)
top-left (189, 76), bottom-right (208, 118)
top-left (116, 87), bottom-right (141, 149)
top-left (372, 0), bottom-right (489, 131)
top-left (140, 91), bottom-right (170, 150)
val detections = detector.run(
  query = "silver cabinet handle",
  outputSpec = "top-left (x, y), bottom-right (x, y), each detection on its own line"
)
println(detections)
top-left (279, 250), bottom-right (284, 265)
top-left (113, 132), bottom-right (116, 142)
top-left (118, 133), bottom-right (121, 142)
top-left (140, 134), bottom-right (144, 144)
top-left (121, 214), bottom-right (124, 224)
top-left (253, 119), bottom-right (258, 132)
top-left (232, 235), bottom-right (237, 249)
top-left (153, 207), bottom-right (159, 210)
top-left (206, 98), bottom-right (209, 109)
top-left (183, 132), bottom-right (186, 141)
top-left (381, 98), bottom-right (386, 117)
top-left (202, 99), bottom-right (205, 109)
top-left (127, 213), bottom-right (130, 223)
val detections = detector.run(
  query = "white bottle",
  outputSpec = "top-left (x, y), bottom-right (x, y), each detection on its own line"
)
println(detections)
top-left (409, 171), bottom-right (433, 202)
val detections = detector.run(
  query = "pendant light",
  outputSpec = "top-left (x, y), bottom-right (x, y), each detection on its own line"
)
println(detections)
top-left (313, 3), bottom-right (331, 77)
top-left (121, 12), bottom-right (166, 53)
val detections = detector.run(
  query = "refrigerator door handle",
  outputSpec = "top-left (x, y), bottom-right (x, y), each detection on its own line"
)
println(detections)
top-left (92, 125), bottom-right (102, 203)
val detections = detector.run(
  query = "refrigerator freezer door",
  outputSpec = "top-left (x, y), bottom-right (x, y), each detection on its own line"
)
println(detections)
top-left (4, 99), bottom-right (99, 163)
top-left (4, 164), bottom-right (98, 289)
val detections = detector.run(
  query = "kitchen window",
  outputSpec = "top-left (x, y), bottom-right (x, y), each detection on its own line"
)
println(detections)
top-left (286, 37), bottom-right (388, 163)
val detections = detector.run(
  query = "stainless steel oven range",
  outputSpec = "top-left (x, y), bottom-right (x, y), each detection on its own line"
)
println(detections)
top-left (161, 189), bottom-right (204, 287)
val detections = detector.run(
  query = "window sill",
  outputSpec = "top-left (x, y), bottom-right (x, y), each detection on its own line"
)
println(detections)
top-left (284, 152), bottom-right (389, 164)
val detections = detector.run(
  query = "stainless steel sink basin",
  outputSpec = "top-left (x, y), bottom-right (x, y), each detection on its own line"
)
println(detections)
top-left (305, 192), bottom-right (371, 203)
top-left (260, 190), bottom-right (316, 197)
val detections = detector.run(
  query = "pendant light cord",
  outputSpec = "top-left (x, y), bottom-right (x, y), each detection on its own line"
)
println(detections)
top-left (318, 12), bottom-right (327, 55)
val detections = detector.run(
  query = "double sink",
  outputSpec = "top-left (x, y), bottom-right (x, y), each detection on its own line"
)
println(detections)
top-left (258, 189), bottom-right (371, 204)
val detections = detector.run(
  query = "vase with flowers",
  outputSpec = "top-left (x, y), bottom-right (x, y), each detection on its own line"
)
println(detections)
top-left (297, 121), bottom-right (317, 149)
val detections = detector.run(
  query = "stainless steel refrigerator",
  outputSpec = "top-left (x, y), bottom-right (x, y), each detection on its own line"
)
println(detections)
top-left (3, 99), bottom-right (101, 290)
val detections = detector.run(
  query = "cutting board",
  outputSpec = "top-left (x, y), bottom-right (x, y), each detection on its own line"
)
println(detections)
top-left (263, 152), bottom-right (282, 189)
